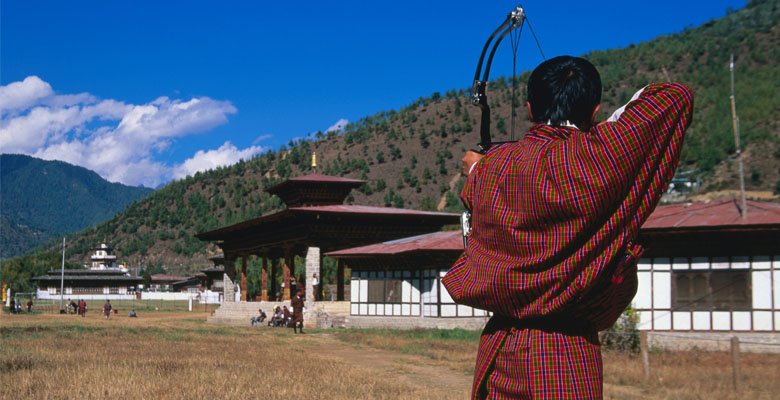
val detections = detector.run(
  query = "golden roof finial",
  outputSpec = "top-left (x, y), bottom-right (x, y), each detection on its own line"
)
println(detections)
top-left (311, 152), bottom-right (317, 169)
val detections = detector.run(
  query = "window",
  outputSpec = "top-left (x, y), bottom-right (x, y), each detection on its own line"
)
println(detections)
top-left (673, 271), bottom-right (751, 311)
top-left (367, 279), bottom-right (402, 303)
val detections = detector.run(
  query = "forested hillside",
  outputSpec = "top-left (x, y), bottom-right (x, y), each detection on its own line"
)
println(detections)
top-left (0, 154), bottom-right (153, 259)
top-left (2, 0), bottom-right (778, 284)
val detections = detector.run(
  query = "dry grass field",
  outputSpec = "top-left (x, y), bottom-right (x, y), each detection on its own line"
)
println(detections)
top-left (2, 311), bottom-right (778, 399)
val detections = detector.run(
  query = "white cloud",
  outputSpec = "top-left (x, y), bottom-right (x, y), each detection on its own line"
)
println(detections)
top-left (172, 141), bottom-right (264, 180)
top-left (0, 76), bottom-right (244, 188)
top-left (0, 76), bottom-right (54, 114)
top-left (325, 118), bottom-right (348, 133)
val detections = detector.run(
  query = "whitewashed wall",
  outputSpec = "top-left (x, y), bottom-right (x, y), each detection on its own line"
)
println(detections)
top-left (35, 289), bottom-right (136, 301)
top-left (632, 255), bottom-right (779, 332)
top-left (141, 292), bottom-right (197, 301)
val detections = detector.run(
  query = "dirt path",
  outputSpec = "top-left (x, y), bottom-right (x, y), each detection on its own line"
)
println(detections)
top-left (301, 333), bottom-right (472, 398)
top-left (437, 173), bottom-right (463, 210)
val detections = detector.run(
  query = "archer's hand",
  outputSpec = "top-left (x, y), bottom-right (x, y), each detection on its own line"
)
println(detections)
top-left (461, 151), bottom-right (484, 176)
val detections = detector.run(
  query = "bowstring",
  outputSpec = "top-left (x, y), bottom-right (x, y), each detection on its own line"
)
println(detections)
top-left (526, 16), bottom-right (546, 61)
top-left (509, 22), bottom-right (523, 142)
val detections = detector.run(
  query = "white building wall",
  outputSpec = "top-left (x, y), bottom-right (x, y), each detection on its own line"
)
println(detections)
top-left (350, 268), bottom-right (489, 318)
top-left (631, 255), bottom-right (778, 332)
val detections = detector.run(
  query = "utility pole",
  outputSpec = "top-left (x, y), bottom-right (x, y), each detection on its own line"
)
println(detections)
top-left (60, 237), bottom-right (65, 312)
top-left (729, 54), bottom-right (747, 220)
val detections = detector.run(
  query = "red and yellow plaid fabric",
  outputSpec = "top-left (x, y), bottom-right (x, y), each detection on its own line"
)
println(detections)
top-left (442, 83), bottom-right (693, 399)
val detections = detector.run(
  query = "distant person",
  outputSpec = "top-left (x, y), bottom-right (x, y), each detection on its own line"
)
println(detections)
top-left (251, 308), bottom-right (266, 326)
top-left (129, 309), bottom-right (137, 318)
top-left (69, 300), bottom-right (78, 315)
top-left (312, 273), bottom-right (320, 301)
top-left (282, 306), bottom-right (290, 327)
top-left (15, 302), bottom-right (21, 314)
top-left (9, 299), bottom-right (15, 314)
top-left (26, 299), bottom-right (33, 312)
top-left (103, 300), bottom-right (112, 320)
top-left (78, 299), bottom-right (87, 317)
top-left (290, 276), bottom-right (297, 296)
top-left (290, 290), bottom-right (305, 334)
top-left (270, 306), bottom-right (283, 327)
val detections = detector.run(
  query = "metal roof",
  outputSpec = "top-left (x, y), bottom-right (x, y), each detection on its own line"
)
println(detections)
top-left (44, 269), bottom-right (128, 276)
top-left (196, 204), bottom-right (458, 240)
top-left (642, 199), bottom-right (780, 230)
top-left (286, 173), bottom-right (366, 184)
top-left (150, 274), bottom-right (188, 282)
top-left (326, 231), bottom-right (462, 256)
top-left (32, 275), bottom-right (142, 282)
top-left (327, 200), bottom-right (780, 256)
top-left (264, 173), bottom-right (366, 193)
top-left (288, 204), bottom-right (457, 217)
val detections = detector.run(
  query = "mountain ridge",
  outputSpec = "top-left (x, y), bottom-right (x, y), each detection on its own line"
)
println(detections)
top-left (0, 154), bottom-right (154, 259)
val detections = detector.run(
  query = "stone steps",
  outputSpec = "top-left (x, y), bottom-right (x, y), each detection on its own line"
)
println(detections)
top-left (207, 301), bottom-right (351, 329)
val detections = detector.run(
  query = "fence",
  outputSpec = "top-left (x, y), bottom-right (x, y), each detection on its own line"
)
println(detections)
top-left (604, 330), bottom-right (780, 394)
top-left (14, 297), bottom-right (220, 314)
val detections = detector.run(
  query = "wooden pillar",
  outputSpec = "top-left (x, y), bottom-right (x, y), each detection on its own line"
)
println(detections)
top-left (640, 331), bottom-right (650, 380)
top-left (241, 256), bottom-right (248, 302)
top-left (283, 248), bottom-right (292, 301)
top-left (270, 258), bottom-right (278, 300)
top-left (337, 258), bottom-right (345, 301)
top-left (261, 254), bottom-right (268, 301)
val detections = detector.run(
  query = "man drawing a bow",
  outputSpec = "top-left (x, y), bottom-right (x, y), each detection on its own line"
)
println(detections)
top-left (443, 56), bottom-right (693, 399)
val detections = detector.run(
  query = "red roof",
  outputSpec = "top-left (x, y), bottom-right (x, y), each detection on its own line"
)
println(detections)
top-left (642, 199), bottom-right (780, 230)
top-left (150, 274), bottom-right (188, 282)
top-left (326, 200), bottom-right (780, 256)
top-left (289, 204), bottom-right (457, 217)
top-left (286, 173), bottom-right (366, 184)
top-left (263, 173), bottom-right (368, 207)
top-left (326, 231), bottom-right (462, 256)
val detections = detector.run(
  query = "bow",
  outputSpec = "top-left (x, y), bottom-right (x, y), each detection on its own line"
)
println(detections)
top-left (460, 5), bottom-right (545, 248)
top-left (470, 5), bottom-right (545, 153)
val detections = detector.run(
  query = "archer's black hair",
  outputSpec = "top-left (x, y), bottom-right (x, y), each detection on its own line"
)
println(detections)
top-left (526, 56), bottom-right (601, 127)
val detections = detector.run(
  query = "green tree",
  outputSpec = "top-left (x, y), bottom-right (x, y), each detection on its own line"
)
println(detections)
top-left (419, 131), bottom-right (430, 148)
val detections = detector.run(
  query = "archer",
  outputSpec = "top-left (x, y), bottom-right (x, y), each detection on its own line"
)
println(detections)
top-left (444, 54), bottom-right (693, 399)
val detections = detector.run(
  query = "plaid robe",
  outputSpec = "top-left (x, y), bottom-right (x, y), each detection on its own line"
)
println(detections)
top-left (442, 83), bottom-right (693, 399)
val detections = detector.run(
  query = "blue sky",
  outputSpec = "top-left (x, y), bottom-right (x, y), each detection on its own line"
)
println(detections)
top-left (1, 0), bottom-right (746, 188)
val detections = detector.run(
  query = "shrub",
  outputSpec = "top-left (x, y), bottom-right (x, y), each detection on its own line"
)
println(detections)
top-left (601, 305), bottom-right (640, 353)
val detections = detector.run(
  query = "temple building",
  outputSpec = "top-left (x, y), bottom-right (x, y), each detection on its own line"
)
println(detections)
top-left (32, 242), bottom-right (142, 300)
top-left (196, 173), bottom-right (459, 308)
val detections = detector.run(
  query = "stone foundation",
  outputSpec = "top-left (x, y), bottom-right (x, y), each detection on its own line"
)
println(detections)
top-left (345, 315), bottom-right (490, 330)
